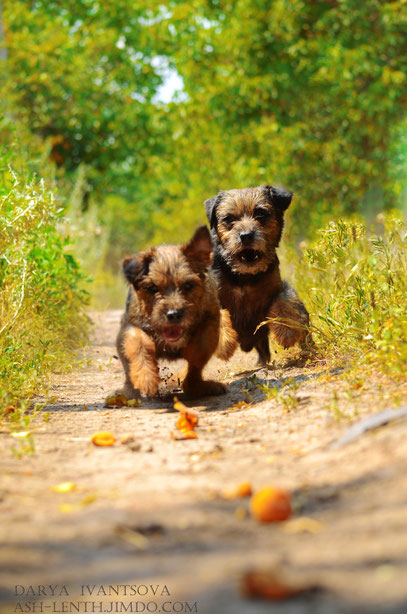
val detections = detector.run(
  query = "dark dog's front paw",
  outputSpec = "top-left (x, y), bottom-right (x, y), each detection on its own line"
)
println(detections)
top-left (183, 378), bottom-right (228, 399)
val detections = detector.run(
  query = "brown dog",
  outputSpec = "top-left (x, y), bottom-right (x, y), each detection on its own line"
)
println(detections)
top-left (116, 226), bottom-right (236, 400)
top-left (205, 185), bottom-right (310, 365)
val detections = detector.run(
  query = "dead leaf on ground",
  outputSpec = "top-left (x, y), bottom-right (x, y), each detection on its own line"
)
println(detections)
top-left (114, 525), bottom-right (149, 549)
top-left (235, 506), bottom-right (248, 520)
top-left (241, 568), bottom-right (321, 601)
top-left (283, 517), bottom-right (324, 534)
top-left (58, 503), bottom-right (78, 514)
top-left (120, 434), bottom-right (135, 444)
top-left (81, 493), bottom-right (97, 506)
top-left (52, 481), bottom-right (77, 493)
top-left (228, 400), bottom-right (252, 411)
top-left (127, 399), bottom-right (141, 407)
top-left (171, 430), bottom-right (198, 440)
top-left (172, 397), bottom-right (199, 440)
top-left (91, 431), bottom-right (116, 446)
top-left (120, 434), bottom-right (142, 451)
top-left (223, 481), bottom-right (252, 499)
top-left (105, 393), bottom-right (141, 408)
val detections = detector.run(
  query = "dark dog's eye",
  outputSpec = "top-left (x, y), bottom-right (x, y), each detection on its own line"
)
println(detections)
top-left (254, 208), bottom-right (271, 222)
top-left (146, 284), bottom-right (158, 295)
top-left (223, 215), bottom-right (237, 226)
top-left (183, 281), bottom-right (195, 292)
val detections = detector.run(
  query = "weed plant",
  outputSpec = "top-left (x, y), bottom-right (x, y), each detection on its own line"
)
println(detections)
top-left (0, 162), bottom-right (90, 414)
top-left (290, 215), bottom-right (407, 377)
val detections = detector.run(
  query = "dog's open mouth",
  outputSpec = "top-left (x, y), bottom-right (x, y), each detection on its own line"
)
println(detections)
top-left (162, 325), bottom-right (183, 343)
top-left (238, 249), bottom-right (263, 264)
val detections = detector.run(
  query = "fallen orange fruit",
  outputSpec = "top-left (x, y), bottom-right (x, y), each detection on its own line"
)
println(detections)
top-left (91, 431), bottom-right (116, 447)
top-left (250, 487), bottom-right (292, 523)
top-left (223, 481), bottom-right (252, 499)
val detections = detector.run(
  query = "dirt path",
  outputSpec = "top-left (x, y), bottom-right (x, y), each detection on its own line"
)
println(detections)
top-left (2, 310), bottom-right (407, 614)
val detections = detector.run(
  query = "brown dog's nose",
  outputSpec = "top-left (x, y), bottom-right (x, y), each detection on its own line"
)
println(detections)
top-left (166, 309), bottom-right (184, 323)
top-left (239, 230), bottom-right (255, 245)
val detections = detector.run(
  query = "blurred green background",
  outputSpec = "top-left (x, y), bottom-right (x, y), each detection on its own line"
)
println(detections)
top-left (2, 1), bottom-right (407, 277)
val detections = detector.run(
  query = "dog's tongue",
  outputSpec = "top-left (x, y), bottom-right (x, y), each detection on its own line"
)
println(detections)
top-left (162, 325), bottom-right (183, 342)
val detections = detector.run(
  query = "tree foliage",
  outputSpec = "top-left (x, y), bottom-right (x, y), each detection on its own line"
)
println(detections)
top-left (3, 0), bottom-right (167, 193)
top-left (2, 0), bottom-right (407, 248)
top-left (146, 0), bottom-right (407, 240)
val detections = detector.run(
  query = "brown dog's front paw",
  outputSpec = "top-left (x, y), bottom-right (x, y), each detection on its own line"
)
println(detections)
top-left (183, 378), bottom-right (228, 398)
top-left (136, 371), bottom-right (160, 397)
top-left (122, 382), bottom-right (142, 401)
top-left (129, 364), bottom-right (160, 397)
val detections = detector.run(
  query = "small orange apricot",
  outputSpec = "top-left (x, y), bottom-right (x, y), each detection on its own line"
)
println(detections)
top-left (250, 487), bottom-right (292, 523)
top-left (91, 431), bottom-right (116, 447)
top-left (223, 481), bottom-right (253, 499)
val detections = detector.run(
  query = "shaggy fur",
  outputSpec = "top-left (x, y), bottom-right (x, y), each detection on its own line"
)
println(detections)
top-left (116, 226), bottom-right (237, 399)
top-left (205, 185), bottom-right (310, 364)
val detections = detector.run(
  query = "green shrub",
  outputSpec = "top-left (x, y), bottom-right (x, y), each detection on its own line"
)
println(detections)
top-left (0, 166), bottom-right (90, 411)
top-left (290, 215), bottom-right (407, 376)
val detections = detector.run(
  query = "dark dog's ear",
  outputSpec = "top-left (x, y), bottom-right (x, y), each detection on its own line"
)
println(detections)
top-left (122, 249), bottom-right (153, 288)
top-left (263, 185), bottom-right (293, 211)
top-left (182, 225), bottom-right (212, 267)
top-left (204, 191), bottom-right (225, 229)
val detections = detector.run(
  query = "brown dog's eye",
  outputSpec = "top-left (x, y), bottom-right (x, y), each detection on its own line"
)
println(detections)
top-left (146, 284), bottom-right (158, 295)
top-left (223, 215), bottom-right (237, 226)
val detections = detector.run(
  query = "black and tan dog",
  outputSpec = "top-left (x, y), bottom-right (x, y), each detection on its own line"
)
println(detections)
top-left (205, 185), bottom-right (310, 365)
top-left (116, 226), bottom-right (236, 400)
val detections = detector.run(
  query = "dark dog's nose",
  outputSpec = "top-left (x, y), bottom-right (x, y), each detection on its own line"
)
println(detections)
top-left (239, 230), bottom-right (255, 245)
top-left (166, 309), bottom-right (184, 323)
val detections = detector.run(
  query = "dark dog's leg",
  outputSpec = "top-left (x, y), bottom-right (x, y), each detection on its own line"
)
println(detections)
top-left (267, 282), bottom-right (310, 349)
top-left (182, 317), bottom-right (227, 398)
top-left (255, 333), bottom-right (271, 366)
top-left (117, 325), bottom-right (160, 398)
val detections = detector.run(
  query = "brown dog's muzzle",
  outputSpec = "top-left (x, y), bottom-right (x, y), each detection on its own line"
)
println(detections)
top-left (166, 308), bottom-right (184, 323)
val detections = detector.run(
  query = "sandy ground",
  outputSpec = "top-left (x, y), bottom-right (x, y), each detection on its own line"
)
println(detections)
top-left (1, 310), bottom-right (407, 614)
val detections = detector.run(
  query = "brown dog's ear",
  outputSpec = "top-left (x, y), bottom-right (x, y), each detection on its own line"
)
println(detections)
top-left (264, 185), bottom-right (293, 211)
top-left (204, 191), bottom-right (225, 229)
top-left (182, 225), bottom-right (213, 267)
top-left (122, 250), bottom-right (153, 288)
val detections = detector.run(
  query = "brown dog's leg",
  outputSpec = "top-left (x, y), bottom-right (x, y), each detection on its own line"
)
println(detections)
top-left (267, 282), bottom-right (310, 349)
top-left (182, 318), bottom-right (227, 398)
top-left (117, 325), bottom-right (160, 398)
top-left (216, 309), bottom-right (238, 360)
